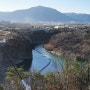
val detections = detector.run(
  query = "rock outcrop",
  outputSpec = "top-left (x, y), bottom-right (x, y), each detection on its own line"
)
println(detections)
top-left (0, 37), bottom-right (32, 83)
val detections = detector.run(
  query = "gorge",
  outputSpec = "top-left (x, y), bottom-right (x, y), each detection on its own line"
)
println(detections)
top-left (0, 28), bottom-right (59, 83)
top-left (0, 25), bottom-right (90, 83)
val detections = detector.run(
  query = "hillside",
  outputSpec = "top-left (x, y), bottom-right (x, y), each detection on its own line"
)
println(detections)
top-left (45, 27), bottom-right (90, 61)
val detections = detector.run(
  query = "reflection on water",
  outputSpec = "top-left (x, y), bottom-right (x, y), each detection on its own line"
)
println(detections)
top-left (30, 45), bottom-right (63, 74)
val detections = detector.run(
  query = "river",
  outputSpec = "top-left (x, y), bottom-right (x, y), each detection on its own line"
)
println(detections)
top-left (30, 45), bottom-right (63, 74)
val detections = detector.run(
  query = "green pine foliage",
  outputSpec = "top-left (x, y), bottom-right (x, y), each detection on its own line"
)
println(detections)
top-left (2, 57), bottom-right (90, 90)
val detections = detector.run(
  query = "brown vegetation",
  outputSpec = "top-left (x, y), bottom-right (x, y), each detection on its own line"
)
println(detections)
top-left (45, 27), bottom-right (90, 61)
top-left (2, 57), bottom-right (90, 90)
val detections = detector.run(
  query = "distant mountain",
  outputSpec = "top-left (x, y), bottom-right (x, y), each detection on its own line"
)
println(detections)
top-left (0, 6), bottom-right (90, 23)
top-left (64, 13), bottom-right (90, 23)
top-left (0, 6), bottom-right (73, 23)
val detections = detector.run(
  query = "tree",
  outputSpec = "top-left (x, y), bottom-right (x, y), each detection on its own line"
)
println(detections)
top-left (4, 67), bottom-right (28, 90)
top-left (0, 84), bottom-right (3, 90)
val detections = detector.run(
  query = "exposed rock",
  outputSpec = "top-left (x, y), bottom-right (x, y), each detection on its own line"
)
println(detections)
top-left (0, 37), bottom-right (32, 83)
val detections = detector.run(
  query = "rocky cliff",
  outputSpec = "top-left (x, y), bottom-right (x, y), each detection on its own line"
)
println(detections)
top-left (0, 37), bottom-right (32, 83)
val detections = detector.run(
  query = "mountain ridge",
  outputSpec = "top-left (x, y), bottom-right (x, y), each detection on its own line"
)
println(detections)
top-left (64, 13), bottom-right (90, 23)
top-left (0, 6), bottom-right (73, 23)
top-left (0, 6), bottom-right (90, 23)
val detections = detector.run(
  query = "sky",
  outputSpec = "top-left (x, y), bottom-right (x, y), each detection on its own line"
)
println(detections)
top-left (0, 0), bottom-right (90, 14)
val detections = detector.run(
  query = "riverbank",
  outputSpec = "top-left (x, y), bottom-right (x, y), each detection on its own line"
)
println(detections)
top-left (44, 29), bottom-right (90, 61)
top-left (44, 44), bottom-right (62, 56)
top-left (31, 45), bottom-right (63, 73)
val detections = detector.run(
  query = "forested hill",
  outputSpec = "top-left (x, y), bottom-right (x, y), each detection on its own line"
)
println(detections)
top-left (45, 27), bottom-right (90, 61)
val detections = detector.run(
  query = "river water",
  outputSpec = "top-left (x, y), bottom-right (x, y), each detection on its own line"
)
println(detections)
top-left (30, 45), bottom-right (63, 74)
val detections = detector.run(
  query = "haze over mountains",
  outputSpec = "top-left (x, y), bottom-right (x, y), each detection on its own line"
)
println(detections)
top-left (65, 13), bottom-right (90, 23)
top-left (0, 6), bottom-right (90, 23)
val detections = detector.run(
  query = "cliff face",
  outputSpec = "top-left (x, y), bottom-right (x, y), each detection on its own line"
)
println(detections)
top-left (45, 29), bottom-right (90, 61)
top-left (0, 37), bottom-right (32, 83)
